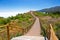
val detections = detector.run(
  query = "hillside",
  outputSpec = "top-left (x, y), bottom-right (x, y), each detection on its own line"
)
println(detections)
top-left (34, 11), bottom-right (60, 40)
top-left (0, 12), bottom-right (35, 40)
top-left (38, 6), bottom-right (60, 12)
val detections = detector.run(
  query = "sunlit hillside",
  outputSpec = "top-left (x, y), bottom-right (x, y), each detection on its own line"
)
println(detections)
top-left (0, 12), bottom-right (35, 40)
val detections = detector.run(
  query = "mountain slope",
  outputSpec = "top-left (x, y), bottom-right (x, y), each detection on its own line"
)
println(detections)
top-left (38, 6), bottom-right (60, 12)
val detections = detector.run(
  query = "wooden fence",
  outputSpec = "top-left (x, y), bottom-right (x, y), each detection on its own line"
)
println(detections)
top-left (0, 24), bottom-right (32, 40)
top-left (48, 24), bottom-right (58, 40)
top-left (40, 21), bottom-right (59, 40)
top-left (0, 19), bottom-right (35, 40)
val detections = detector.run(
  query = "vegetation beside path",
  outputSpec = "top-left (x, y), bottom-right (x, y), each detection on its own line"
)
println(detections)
top-left (34, 11), bottom-right (60, 40)
top-left (0, 12), bottom-right (35, 40)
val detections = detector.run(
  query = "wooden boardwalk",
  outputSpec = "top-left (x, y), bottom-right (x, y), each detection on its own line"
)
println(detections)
top-left (11, 11), bottom-right (58, 40)
top-left (24, 17), bottom-right (41, 36)
top-left (11, 11), bottom-right (45, 40)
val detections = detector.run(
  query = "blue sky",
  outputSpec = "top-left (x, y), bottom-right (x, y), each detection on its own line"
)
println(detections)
top-left (0, 0), bottom-right (60, 17)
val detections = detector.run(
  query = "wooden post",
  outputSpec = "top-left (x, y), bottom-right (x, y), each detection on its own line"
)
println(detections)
top-left (22, 29), bottom-right (24, 35)
top-left (7, 25), bottom-right (10, 40)
top-left (47, 24), bottom-right (51, 40)
top-left (49, 24), bottom-right (58, 40)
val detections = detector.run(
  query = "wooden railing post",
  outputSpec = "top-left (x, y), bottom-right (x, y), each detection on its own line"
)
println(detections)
top-left (47, 24), bottom-right (51, 40)
top-left (49, 24), bottom-right (58, 40)
top-left (7, 24), bottom-right (10, 40)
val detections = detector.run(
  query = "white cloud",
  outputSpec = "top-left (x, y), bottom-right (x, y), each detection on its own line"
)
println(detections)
top-left (0, 12), bottom-right (22, 18)
top-left (0, 8), bottom-right (36, 18)
top-left (0, 10), bottom-right (31, 18)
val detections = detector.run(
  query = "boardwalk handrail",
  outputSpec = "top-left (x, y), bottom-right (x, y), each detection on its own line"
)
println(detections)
top-left (40, 20), bottom-right (58, 40)
top-left (0, 19), bottom-right (35, 40)
top-left (0, 24), bottom-right (27, 40)
top-left (47, 24), bottom-right (58, 40)
top-left (49, 24), bottom-right (58, 40)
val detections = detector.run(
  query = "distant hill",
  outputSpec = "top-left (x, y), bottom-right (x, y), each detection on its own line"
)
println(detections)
top-left (38, 6), bottom-right (60, 12)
